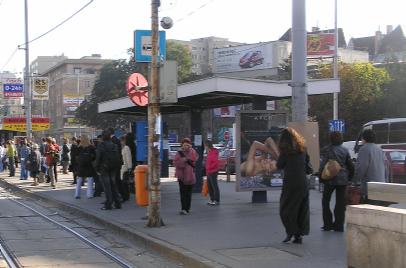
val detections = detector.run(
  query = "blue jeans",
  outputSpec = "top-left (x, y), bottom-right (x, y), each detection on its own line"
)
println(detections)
top-left (75, 177), bottom-right (94, 198)
top-left (0, 157), bottom-right (3, 172)
top-left (20, 160), bottom-right (29, 180)
top-left (100, 169), bottom-right (121, 209)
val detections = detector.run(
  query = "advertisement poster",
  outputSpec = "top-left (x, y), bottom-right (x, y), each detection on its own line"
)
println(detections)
top-left (3, 78), bottom-right (23, 98)
top-left (307, 33), bottom-right (335, 56)
top-left (236, 111), bottom-right (288, 191)
top-left (213, 105), bottom-right (242, 118)
top-left (63, 94), bottom-right (85, 106)
top-left (218, 127), bottom-right (233, 148)
top-left (214, 42), bottom-right (273, 73)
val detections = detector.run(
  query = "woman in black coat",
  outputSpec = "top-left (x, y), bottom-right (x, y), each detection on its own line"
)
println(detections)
top-left (319, 131), bottom-right (355, 232)
top-left (276, 127), bottom-right (310, 244)
top-left (74, 135), bottom-right (96, 199)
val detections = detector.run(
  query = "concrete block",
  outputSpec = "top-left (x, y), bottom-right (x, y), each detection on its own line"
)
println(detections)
top-left (368, 182), bottom-right (406, 203)
top-left (347, 205), bottom-right (405, 233)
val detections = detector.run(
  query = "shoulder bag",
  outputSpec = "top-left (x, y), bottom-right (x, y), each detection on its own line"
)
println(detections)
top-left (321, 146), bottom-right (341, 180)
top-left (345, 181), bottom-right (363, 205)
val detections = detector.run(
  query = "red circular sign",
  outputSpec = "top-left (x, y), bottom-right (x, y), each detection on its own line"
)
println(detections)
top-left (127, 73), bottom-right (148, 106)
top-left (224, 131), bottom-right (230, 140)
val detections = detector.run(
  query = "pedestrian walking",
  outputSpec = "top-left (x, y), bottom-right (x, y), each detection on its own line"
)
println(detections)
top-left (61, 138), bottom-right (70, 174)
top-left (92, 138), bottom-right (104, 197)
top-left (75, 135), bottom-right (96, 199)
top-left (356, 129), bottom-right (390, 206)
top-left (319, 131), bottom-right (355, 232)
top-left (26, 144), bottom-right (41, 186)
top-left (19, 140), bottom-right (30, 180)
top-left (174, 137), bottom-right (199, 215)
top-left (70, 137), bottom-right (80, 185)
top-left (95, 130), bottom-right (122, 210)
top-left (6, 140), bottom-right (15, 177)
top-left (45, 137), bottom-right (57, 189)
top-left (204, 140), bottom-right (220, 205)
top-left (108, 127), bottom-right (129, 202)
top-left (119, 135), bottom-right (132, 201)
top-left (276, 127), bottom-right (310, 244)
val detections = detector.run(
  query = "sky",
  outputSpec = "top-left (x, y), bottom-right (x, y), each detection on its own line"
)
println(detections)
top-left (0, 0), bottom-right (405, 75)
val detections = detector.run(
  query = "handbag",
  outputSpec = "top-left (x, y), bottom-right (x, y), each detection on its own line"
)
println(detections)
top-left (321, 146), bottom-right (341, 180)
top-left (345, 182), bottom-right (363, 206)
top-left (202, 180), bottom-right (209, 197)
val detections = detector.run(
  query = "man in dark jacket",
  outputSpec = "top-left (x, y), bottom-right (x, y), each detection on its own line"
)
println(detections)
top-left (70, 137), bottom-right (80, 185)
top-left (95, 130), bottom-right (122, 210)
top-left (108, 127), bottom-right (129, 202)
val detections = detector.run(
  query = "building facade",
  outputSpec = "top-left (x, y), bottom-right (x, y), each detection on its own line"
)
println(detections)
top-left (31, 55), bottom-right (106, 142)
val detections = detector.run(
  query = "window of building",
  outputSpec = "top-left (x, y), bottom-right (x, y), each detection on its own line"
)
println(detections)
top-left (203, 56), bottom-right (206, 60)
top-left (192, 46), bottom-right (197, 51)
top-left (193, 64), bottom-right (199, 69)
top-left (199, 47), bottom-right (202, 51)
top-left (10, 100), bottom-right (15, 105)
top-left (202, 47), bottom-right (206, 52)
top-left (85, 94), bottom-right (91, 101)
top-left (57, 95), bottom-right (61, 103)
top-left (84, 81), bottom-right (91, 88)
top-left (74, 68), bottom-right (81, 74)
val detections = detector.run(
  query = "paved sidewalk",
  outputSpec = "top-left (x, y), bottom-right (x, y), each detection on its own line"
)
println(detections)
top-left (0, 168), bottom-right (347, 268)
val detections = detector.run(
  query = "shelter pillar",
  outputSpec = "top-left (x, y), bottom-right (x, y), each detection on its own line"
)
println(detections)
top-left (252, 96), bottom-right (268, 203)
top-left (191, 110), bottom-right (203, 193)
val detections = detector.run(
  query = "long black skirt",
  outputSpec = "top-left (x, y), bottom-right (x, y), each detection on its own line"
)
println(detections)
top-left (280, 189), bottom-right (310, 236)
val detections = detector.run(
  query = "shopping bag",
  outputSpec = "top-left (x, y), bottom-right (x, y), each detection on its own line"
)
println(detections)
top-left (345, 182), bottom-right (363, 206)
top-left (202, 180), bottom-right (208, 197)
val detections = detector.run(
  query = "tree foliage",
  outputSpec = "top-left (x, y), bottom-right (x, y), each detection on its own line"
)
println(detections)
top-left (309, 61), bottom-right (390, 146)
top-left (166, 40), bottom-right (194, 83)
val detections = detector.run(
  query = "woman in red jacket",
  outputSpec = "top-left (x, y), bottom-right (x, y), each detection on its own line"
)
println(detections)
top-left (204, 140), bottom-right (220, 205)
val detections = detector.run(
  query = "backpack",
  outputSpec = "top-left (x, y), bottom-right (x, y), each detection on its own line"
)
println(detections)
top-left (53, 149), bottom-right (61, 163)
top-left (77, 147), bottom-right (93, 167)
top-left (101, 142), bottom-right (120, 171)
top-left (27, 152), bottom-right (38, 171)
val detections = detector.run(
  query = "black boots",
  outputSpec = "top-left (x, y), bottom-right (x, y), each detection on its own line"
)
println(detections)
top-left (292, 235), bottom-right (302, 244)
top-left (282, 235), bottom-right (293, 243)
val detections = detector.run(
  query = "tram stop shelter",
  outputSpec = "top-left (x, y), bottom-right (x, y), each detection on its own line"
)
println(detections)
top-left (98, 76), bottom-right (340, 193)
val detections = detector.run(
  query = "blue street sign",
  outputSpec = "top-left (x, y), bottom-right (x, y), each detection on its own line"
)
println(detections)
top-left (329, 120), bottom-right (345, 132)
top-left (134, 30), bottom-right (166, 62)
top-left (3, 83), bottom-right (24, 97)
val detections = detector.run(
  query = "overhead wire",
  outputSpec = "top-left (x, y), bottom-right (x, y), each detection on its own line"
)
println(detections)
top-left (176, 0), bottom-right (215, 23)
top-left (1, 0), bottom-right (94, 72)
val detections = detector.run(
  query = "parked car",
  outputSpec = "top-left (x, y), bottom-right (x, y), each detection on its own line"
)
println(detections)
top-left (168, 143), bottom-right (182, 166)
top-left (202, 146), bottom-right (230, 176)
top-left (239, 51), bottom-right (264, 68)
top-left (383, 149), bottom-right (406, 183)
top-left (218, 149), bottom-right (236, 174)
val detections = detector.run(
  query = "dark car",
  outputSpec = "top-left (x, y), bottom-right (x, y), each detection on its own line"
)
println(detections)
top-left (239, 51), bottom-right (264, 68)
top-left (383, 149), bottom-right (406, 183)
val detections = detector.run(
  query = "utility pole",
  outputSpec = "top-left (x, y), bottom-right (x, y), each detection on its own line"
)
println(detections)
top-left (291, 0), bottom-right (308, 122)
top-left (333, 0), bottom-right (339, 120)
top-left (147, 0), bottom-right (164, 227)
top-left (24, 0), bottom-right (32, 138)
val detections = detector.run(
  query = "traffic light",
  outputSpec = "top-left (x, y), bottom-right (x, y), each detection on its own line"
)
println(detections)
top-left (4, 113), bottom-right (7, 118)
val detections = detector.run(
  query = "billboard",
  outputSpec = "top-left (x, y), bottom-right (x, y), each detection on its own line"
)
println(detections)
top-left (63, 94), bottom-right (84, 106)
top-left (214, 42), bottom-right (273, 73)
top-left (307, 33), bottom-right (335, 56)
top-left (236, 110), bottom-right (288, 191)
top-left (32, 78), bottom-right (49, 100)
top-left (213, 105), bottom-right (242, 118)
top-left (3, 78), bottom-right (23, 98)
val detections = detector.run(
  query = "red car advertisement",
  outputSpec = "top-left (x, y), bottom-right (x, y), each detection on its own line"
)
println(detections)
top-left (307, 33), bottom-right (335, 56)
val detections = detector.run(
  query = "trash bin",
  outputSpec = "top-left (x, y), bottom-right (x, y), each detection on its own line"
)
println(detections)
top-left (135, 165), bottom-right (148, 206)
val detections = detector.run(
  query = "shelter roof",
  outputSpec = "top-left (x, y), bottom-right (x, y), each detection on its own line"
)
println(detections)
top-left (98, 76), bottom-right (340, 115)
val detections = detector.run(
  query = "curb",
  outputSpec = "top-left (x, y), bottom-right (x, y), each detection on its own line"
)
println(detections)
top-left (0, 178), bottom-right (227, 268)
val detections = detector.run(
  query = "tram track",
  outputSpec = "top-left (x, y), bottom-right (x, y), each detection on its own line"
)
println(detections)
top-left (0, 190), bottom-right (135, 268)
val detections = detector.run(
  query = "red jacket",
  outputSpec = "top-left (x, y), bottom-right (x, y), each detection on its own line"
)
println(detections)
top-left (206, 148), bottom-right (219, 174)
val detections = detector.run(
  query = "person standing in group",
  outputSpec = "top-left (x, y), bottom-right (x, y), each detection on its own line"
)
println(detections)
top-left (356, 129), bottom-right (389, 206)
top-left (119, 136), bottom-right (132, 200)
top-left (319, 131), bottom-right (355, 232)
top-left (174, 138), bottom-right (199, 215)
top-left (95, 130), bottom-right (122, 210)
top-left (108, 127), bottom-right (129, 203)
top-left (39, 138), bottom-right (47, 156)
top-left (61, 138), bottom-right (70, 174)
top-left (19, 140), bottom-right (30, 180)
top-left (51, 138), bottom-right (60, 182)
top-left (26, 144), bottom-right (41, 186)
top-left (125, 133), bottom-right (137, 194)
top-left (6, 140), bottom-right (15, 177)
top-left (276, 127), bottom-right (310, 244)
top-left (92, 138), bottom-right (104, 197)
top-left (75, 135), bottom-right (96, 199)
top-left (204, 140), bottom-right (220, 205)
top-left (70, 137), bottom-right (80, 185)
top-left (0, 142), bottom-right (4, 172)
top-left (45, 137), bottom-right (57, 189)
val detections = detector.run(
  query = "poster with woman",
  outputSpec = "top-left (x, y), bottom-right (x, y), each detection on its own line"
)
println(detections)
top-left (236, 110), bottom-right (288, 191)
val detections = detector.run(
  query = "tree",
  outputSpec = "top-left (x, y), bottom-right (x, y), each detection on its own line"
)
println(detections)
top-left (166, 40), bottom-right (194, 83)
top-left (75, 55), bottom-right (142, 130)
top-left (309, 61), bottom-right (390, 146)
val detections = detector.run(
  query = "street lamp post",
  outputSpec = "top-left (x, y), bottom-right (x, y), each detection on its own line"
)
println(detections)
top-left (76, 73), bottom-right (81, 137)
